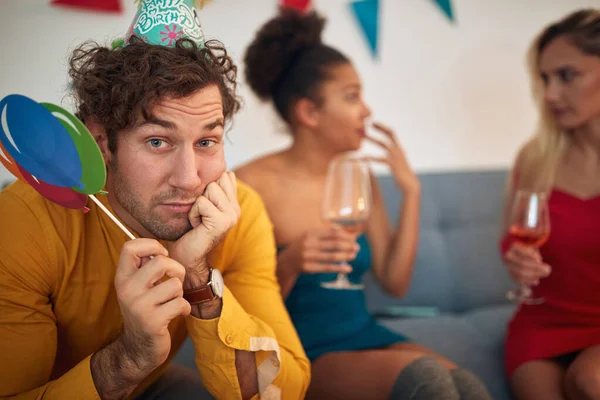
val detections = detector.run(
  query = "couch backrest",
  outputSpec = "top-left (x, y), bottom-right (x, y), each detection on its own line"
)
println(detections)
top-left (364, 170), bottom-right (514, 314)
top-left (2, 171), bottom-right (513, 313)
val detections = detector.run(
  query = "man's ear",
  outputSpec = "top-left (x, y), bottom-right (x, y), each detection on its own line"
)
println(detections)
top-left (87, 119), bottom-right (112, 165)
top-left (294, 98), bottom-right (320, 129)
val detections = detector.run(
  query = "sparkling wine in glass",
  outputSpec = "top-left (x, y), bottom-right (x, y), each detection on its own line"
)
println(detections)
top-left (321, 156), bottom-right (372, 290)
top-left (505, 190), bottom-right (551, 305)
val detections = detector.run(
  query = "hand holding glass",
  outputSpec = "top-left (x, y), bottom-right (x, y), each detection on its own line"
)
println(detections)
top-left (505, 190), bottom-right (551, 305)
top-left (321, 156), bottom-right (372, 290)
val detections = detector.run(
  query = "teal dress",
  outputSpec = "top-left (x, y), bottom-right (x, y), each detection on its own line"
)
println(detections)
top-left (283, 235), bottom-right (409, 361)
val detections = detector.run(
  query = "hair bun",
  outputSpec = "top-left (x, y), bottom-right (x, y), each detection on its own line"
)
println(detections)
top-left (244, 9), bottom-right (326, 100)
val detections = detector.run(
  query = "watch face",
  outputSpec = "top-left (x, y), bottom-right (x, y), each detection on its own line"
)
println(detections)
top-left (210, 269), bottom-right (224, 298)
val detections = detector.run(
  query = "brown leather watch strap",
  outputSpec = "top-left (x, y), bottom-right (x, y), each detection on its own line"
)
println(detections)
top-left (183, 285), bottom-right (215, 305)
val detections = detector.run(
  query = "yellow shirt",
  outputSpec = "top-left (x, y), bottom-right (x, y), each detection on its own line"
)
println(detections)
top-left (0, 179), bottom-right (309, 400)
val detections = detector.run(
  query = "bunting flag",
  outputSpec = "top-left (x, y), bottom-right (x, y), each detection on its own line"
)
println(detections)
top-left (51, 0), bottom-right (122, 13)
top-left (280, 0), bottom-right (312, 13)
top-left (432, 0), bottom-right (454, 22)
top-left (349, 0), bottom-right (379, 59)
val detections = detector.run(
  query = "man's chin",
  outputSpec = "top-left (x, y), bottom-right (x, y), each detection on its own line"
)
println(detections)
top-left (146, 217), bottom-right (193, 242)
top-left (154, 226), bottom-right (193, 242)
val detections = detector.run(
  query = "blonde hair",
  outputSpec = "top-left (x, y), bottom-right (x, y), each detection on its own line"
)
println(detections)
top-left (517, 9), bottom-right (600, 191)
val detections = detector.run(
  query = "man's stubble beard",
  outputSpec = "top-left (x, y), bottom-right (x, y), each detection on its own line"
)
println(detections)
top-left (109, 159), bottom-right (194, 242)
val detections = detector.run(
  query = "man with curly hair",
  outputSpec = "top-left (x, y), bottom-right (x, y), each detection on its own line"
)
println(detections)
top-left (0, 1), bottom-right (309, 399)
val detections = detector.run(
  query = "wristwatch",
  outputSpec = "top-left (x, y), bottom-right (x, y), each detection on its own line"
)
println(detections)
top-left (183, 268), bottom-right (224, 305)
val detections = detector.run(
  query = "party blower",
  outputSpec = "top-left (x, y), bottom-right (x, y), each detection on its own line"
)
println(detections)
top-left (0, 94), bottom-right (137, 240)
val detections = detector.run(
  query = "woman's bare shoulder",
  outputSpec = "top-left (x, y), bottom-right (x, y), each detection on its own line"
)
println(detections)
top-left (235, 152), bottom-right (287, 189)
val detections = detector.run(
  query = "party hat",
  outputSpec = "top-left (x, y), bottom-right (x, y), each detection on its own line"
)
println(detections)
top-left (114, 0), bottom-right (207, 48)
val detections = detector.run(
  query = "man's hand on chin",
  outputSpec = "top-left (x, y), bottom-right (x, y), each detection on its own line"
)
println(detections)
top-left (167, 171), bottom-right (240, 290)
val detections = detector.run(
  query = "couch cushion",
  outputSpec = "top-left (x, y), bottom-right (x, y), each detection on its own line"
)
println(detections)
top-left (380, 304), bottom-right (515, 400)
top-left (369, 170), bottom-right (515, 313)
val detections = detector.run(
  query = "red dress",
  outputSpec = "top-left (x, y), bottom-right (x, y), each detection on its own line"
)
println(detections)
top-left (502, 189), bottom-right (600, 377)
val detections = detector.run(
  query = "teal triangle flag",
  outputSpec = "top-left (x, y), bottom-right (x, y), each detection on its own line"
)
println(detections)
top-left (349, 0), bottom-right (379, 59)
top-left (433, 0), bottom-right (454, 22)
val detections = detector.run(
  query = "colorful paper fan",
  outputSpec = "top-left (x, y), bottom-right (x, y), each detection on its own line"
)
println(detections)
top-left (0, 94), bottom-right (135, 240)
top-left (41, 102), bottom-right (107, 195)
top-left (0, 139), bottom-right (25, 182)
top-left (0, 95), bottom-right (83, 190)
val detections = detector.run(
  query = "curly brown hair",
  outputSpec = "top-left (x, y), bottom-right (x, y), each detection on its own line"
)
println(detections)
top-left (69, 37), bottom-right (241, 153)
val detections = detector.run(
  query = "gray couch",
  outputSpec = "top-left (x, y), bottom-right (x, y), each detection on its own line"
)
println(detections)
top-left (365, 170), bottom-right (515, 400)
top-left (173, 169), bottom-right (516, 399)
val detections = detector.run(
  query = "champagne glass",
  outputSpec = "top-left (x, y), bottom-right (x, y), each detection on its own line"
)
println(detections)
top-left (505, 190), bottom-right (551, 305)
top-left (321, 156), bottom-right (372, 290)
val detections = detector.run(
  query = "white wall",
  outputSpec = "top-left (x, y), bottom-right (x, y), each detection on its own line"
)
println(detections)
top-left (0, 0), bottom-right (598, 185)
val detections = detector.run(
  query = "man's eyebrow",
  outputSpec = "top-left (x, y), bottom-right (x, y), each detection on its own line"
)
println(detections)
top-left (136, 118), bottom-right (177, 130)
top-left (204, 119), bottom-right (224, 131)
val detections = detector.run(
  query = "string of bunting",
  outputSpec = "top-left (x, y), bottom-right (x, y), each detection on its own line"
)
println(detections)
top-left (281, 0), bottom-right (455, 59)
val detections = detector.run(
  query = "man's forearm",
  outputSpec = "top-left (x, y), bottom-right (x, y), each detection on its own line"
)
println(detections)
top-left (90, 337), bottom-right (145, 400)
top-left (188, 299), bottom-right (259, 399)
top-left (190, 297), bottom-right (223, 319)
top-left (236, 350), bottom-right (258, 399)
top-left (185, 269), bottom-right (259, 398)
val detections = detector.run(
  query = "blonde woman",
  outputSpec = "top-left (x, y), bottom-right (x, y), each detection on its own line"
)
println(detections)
top-left (501, 9), bottom-right (600, 400)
